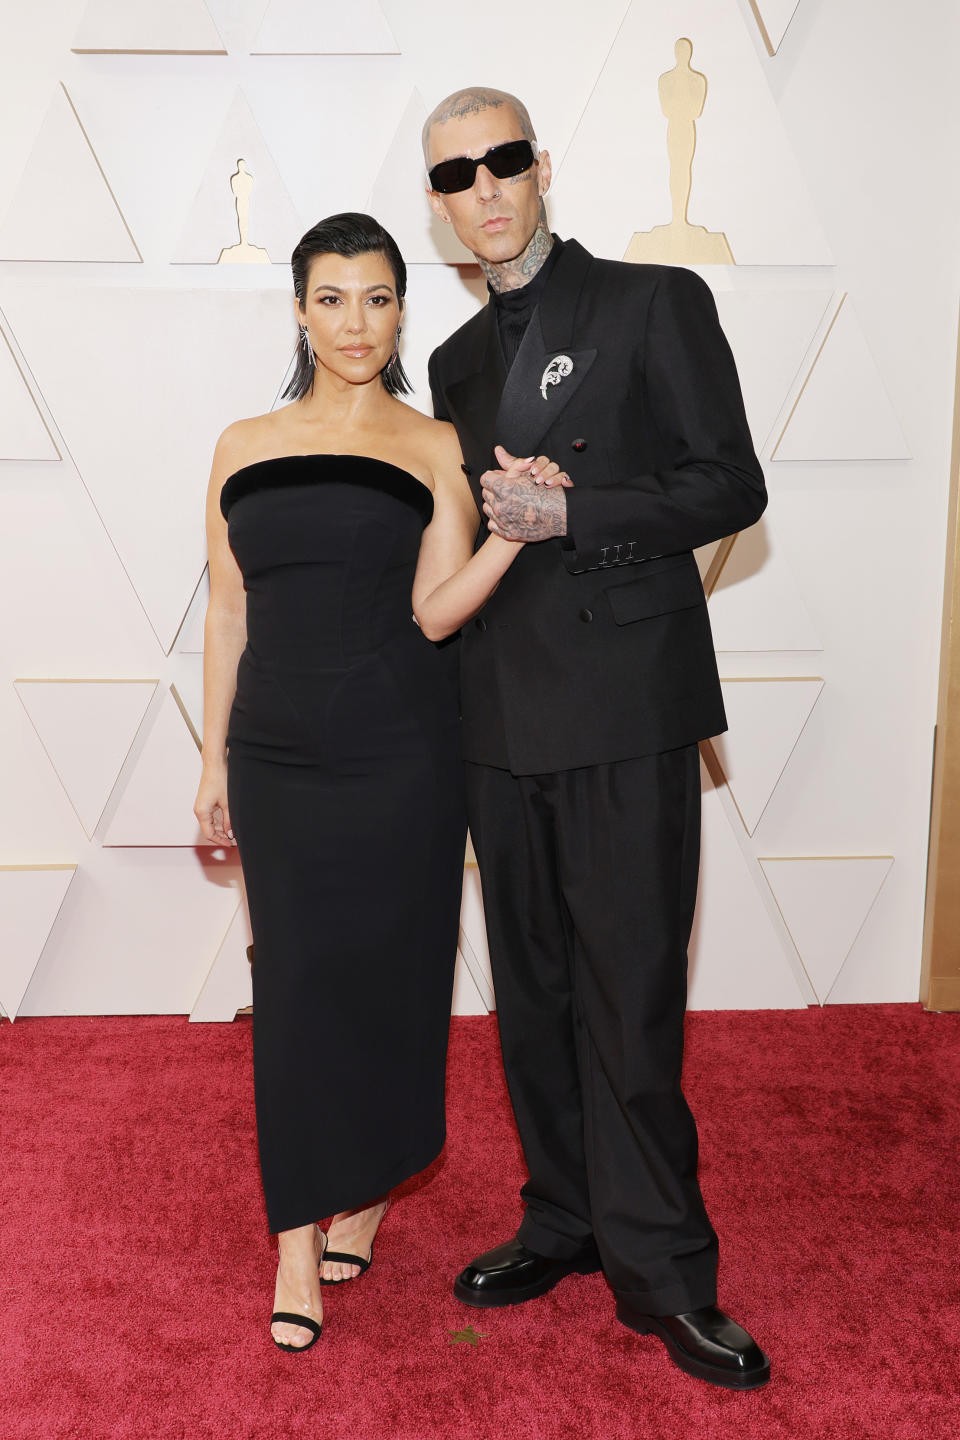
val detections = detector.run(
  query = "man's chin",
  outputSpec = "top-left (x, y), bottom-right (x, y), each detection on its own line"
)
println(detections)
top-left (472, 232), bottom-right (531, 266)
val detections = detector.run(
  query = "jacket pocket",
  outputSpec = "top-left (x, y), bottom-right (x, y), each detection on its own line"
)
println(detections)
top-left (605, 563), bottom-right (705, 624)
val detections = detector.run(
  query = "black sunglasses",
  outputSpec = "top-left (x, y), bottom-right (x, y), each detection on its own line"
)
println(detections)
top-left (428, 139), bottom-right (537, 195)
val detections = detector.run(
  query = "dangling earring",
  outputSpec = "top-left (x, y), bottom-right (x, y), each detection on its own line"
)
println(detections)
top-left (299, 325), bottom-right (314, 368)
top-left (385, 324), bottom-right (402, 376)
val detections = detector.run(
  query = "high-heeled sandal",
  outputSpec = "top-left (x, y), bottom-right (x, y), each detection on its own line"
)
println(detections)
top-left (271, 1227), bottom-right (326, 1352)
top-left (318, 1199), bottom-right (389, 1286)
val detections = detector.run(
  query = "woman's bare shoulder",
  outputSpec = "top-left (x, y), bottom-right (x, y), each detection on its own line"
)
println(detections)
top-left (211, 411), bottom-right (292, 485)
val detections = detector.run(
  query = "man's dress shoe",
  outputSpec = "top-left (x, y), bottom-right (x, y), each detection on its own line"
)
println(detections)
top-left (454, 1238), bottom-right (602, 1308)
top-left (616, 1299), bottom-right (770, 1389)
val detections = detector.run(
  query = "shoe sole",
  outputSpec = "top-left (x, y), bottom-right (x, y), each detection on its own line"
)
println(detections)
top-left (616, 1303), bottom-right (771, 1391)
top-left (454, 1259), bottom-right (602, 1309)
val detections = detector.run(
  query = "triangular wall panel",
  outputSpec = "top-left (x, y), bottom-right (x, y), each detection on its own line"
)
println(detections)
top-left (189, 900), bottom-right (253, 1021)
top-left (172, 89), bottom-right (301, 264)
top-left (15, 679), bottom-right (158, 838)
top-left (367, 89), bottom-right (466, 264)
top-left (551, 0), bottom-right (833, 264)
top-left (709, 677), bottom-right (824, 834)
top-left (759, 856), bottom-right (893, 1003)
top-left (173, 569), bottom-right (208, 654)
top-left (72, 0), bottom-right (226, 53)
top-left (0, 85), bottom-right (141, 262)
top-left (713, 288), bottom-right (833, 454)
top-left (102, 688), bottom-right (204, 847)
top-left (251, 0), bottom-right (399, 53)
top-left (0, 866), bottom-right (77, 1019)
top-left (0, 284), bottom-right (296, 652)
top-left (708, 520), bottom-right (822, 651)
top-left (748, 0), bottom-right (801, 54)
top-left (688, 761), bottom-right (810, 1008)
top-left (0, 320), bottom-right (59, 460)
top-left (773, 295), bottom-right (910, 460)
top-left (456, 867), bottom-right (495, 1014)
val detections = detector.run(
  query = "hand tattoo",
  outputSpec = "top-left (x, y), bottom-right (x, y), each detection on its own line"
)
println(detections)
top-left (483, 471), bottom-right (567, 541)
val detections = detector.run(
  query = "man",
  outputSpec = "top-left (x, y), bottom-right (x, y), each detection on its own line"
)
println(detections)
top-left (424, 87), bottom-right (770, 1390)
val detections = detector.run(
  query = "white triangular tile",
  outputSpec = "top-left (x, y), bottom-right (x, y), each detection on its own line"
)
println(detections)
top-left (759, 856), bottom-right (893, 1003)
top-left (708, 519), bottom-right (822, 651)
top-left (710, 678), bottom-right (823, 834)
top-left (102, 688), bottom-right (204, 846)
top-left (173, 568), bottom-right (208, 654)
top-left (0, 866), bottom-right (77, 1019)
top-left (251, 0), bottom-right (399, 53)
top-left (367, 89), bottom-right (465, 264)
top-left (72, 0), bottom-right (225, 52)
top-left (189, 899), bottom-right (253, 1021)
top-left (0, 284), bottom-right (296, 652)
top-left (748, 0), bottom-right (801, 54)
top-left (0, 85), bottom-right (141, 262)
top-left (713, 288), bottom-right (833, 453)
top-left (172, 89), bottom-right (302, 264)
top-left (15, 680), bottom-right (157, 838)
top-left (688, 760), bottom-right (809, 1008)
top-left (773, 295), bottom-right (910, 460)
top-left (457, 866), bottom-right (494, 1013)
top-left (0, 319), bottom-right (59, 460)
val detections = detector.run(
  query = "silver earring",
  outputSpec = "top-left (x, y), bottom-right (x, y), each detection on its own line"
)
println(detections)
top-left (299, 325), bottom-right (314, 368)
top-left (386, 325), bottom-right (402, 374)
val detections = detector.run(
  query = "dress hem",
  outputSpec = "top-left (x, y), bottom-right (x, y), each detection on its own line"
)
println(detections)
top-left (265, 1132), bottom-right (446, 1235)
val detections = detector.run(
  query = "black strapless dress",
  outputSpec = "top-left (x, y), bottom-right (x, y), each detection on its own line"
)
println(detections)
top-left (220, 455), bottom-right (465, 1234)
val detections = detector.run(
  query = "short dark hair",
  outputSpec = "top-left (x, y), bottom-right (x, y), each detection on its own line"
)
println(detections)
top-left (284, 212), bottom-right (411, 402)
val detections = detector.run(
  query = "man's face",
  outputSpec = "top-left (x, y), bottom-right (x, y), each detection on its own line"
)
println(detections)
top-left (425, 106), bottom-right (551, 265)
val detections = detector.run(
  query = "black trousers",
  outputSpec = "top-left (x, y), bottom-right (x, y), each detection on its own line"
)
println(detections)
top-left (466, 746), bottom-right (718, 1317)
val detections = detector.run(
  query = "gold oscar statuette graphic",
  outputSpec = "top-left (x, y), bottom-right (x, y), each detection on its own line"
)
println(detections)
top-left (217, 158), bottom-right (270, 264)
top-left (624, 38), bottom-right (734, 266)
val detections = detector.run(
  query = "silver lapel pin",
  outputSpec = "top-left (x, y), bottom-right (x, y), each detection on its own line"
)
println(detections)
top-left (540, 354), bottom-right (574, 400)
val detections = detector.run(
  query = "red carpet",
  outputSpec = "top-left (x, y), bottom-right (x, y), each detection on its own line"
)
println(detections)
top-left (2, 1005), bottom-right (959, 1439)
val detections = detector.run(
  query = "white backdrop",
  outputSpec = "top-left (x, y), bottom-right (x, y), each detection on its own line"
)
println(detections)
top-left (0, 0), bottom-right (957, 1019)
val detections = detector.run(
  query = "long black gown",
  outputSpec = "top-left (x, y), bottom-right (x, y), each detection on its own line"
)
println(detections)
top-left (220, 454), bottom-right (466, 1234)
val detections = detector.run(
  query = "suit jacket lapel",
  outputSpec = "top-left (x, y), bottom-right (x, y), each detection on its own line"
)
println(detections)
top-left (494, 239), bottom-right (597, 459)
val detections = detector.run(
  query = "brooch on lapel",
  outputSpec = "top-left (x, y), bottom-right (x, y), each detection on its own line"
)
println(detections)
top-left (540, 354), bottom-right (574, 400)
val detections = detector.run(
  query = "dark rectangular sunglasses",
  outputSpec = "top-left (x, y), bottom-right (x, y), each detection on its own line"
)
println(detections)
top-left (428, 139), bottom-right (537, 195)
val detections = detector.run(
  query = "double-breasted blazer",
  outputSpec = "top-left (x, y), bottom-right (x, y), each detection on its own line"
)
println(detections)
top-left (428, 238), bottom-right (767, 776)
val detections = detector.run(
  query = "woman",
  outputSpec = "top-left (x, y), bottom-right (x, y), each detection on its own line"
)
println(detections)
top-left (194, 213), bottom-right (559, 1353)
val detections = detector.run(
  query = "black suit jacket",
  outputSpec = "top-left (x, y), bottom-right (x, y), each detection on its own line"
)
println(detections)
top-left (428, 238), bottom-right (767, 775)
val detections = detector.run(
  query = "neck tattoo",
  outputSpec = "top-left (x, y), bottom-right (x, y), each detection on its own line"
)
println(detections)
top-left (480, 214), bottom-right (554, 294)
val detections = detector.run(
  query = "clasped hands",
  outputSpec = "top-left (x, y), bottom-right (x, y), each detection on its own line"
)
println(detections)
top-left (482, 444), bottom-right (573, 543)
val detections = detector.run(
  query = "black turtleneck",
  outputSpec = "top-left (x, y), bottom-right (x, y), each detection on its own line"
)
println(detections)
top-left (489, 235), bottom-right (564, 370)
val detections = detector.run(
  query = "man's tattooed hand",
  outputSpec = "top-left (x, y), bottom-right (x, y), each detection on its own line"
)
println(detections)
top-left (482, 449), bottom-right (569, 541)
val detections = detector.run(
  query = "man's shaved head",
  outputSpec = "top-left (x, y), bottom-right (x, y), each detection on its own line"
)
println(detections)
top-left (422, 87), bottom-right (536, 166)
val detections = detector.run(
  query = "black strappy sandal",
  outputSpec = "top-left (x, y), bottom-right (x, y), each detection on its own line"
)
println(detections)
top-left (318, 1200), bottom-right (388, 1285)
top-left (270, 1311), bottom-right (322, 1353)
top-left (271, 1227), bottom-right (326, 1352)
top-left (318, 1244), bottom-right (374, 1285)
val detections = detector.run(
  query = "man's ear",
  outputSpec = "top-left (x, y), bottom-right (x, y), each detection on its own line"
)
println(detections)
top-left (537, 148), bottom-right (552, 199)
top-left (427, 186), bottom-right (452, 224)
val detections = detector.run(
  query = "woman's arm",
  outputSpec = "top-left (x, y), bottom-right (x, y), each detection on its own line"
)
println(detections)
top-left (412, 425), bottom-right (525, 642)
top-left (193, 426), bottom-right (248, 845)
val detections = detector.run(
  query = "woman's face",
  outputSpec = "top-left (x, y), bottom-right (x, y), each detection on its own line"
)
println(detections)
top-left (298, 249), bottom-right (402, 389)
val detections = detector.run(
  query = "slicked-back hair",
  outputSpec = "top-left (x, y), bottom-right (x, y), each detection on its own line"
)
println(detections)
top-left (284, 212), bottom-right (411, 402)
top-left (422, 88), bottom-right (537, 167)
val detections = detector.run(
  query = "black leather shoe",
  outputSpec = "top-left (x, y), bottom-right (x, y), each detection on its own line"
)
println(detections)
top-left (616, 1299), bottom-right (770, 1390)
top-left (454, 1237), bottom-right (602, 1308)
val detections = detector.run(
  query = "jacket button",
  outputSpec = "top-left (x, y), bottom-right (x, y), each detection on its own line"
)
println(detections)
top-left (475, 617), bottom-right (486, 632)
top-left (579, 608), bottom-right (593, 623)
top-left (571, 438), bottom-right (588, 452)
